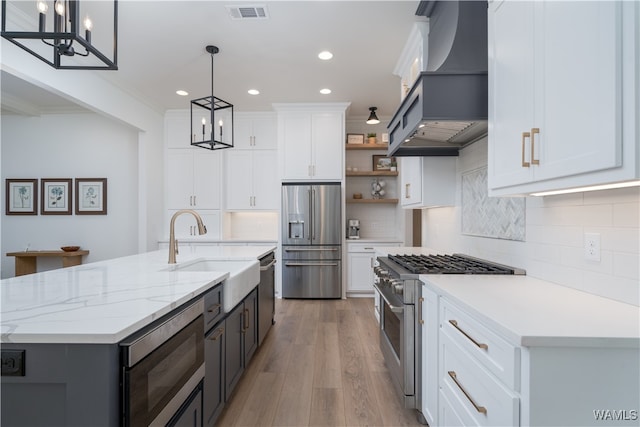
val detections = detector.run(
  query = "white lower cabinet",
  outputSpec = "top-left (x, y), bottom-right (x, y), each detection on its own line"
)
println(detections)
top-left (347, 242), bottom-right (400, 296)
top-left (433, 295), bottom-right (639, 427)
top-left (420, 283), bottom-right (439, 427)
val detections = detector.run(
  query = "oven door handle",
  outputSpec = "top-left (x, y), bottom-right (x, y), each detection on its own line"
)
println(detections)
top-left (373, 284), bottom-right (404, 314)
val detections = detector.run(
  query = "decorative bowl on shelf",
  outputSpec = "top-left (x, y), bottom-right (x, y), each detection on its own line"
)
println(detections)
top-left (61, 246), bottom-right (80, 252)
top-left (353, 193), bottom-right (362, 199)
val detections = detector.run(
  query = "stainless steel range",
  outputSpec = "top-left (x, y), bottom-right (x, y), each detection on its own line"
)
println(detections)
top-left (373, 253), bottom-right (524, 423)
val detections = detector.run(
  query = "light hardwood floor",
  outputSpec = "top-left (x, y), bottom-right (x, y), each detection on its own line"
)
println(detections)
top-left (216, 298), bottom-right (423, 427)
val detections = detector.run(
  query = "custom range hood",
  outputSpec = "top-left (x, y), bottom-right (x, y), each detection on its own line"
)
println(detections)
top-left (388, 1), bottom-right (488, 157)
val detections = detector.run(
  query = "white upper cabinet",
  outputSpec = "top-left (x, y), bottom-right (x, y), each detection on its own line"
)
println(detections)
top-left (167, 149), bottom-right (222, 210)
top-left (234, 113), bottom-right (277, 150)
top-left (225, 150), bottom-right (278, 210)
top-left (488, 1), bottom-right (638, 195)
top-left (400, 157), bottom-right (456, 209)
top-left (275, 103), bottom-right (350, 181)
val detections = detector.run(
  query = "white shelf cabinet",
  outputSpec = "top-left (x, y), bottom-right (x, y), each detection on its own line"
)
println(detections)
top-left (488, 1), bottom-right (639, 196)
top-left (167, 148), bottom-right (222, 210)
top-left (275, 103), bottom-right (349, 180)
top-left (225, 150), bottom-right (278, 210)
top-left (400, 156), bottom-right (456, 208)
top-left (234, 113), bottom-right (277, 150)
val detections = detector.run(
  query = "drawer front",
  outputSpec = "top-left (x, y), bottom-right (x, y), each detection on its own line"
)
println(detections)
top-left (347, 242), bottom-right (401, 253)
top-left (204, 285), bottom-right (224, 330)
top-left (441, 299), bottom-right (520, 390)
top-left (440, 331), bottom-right (519, 427)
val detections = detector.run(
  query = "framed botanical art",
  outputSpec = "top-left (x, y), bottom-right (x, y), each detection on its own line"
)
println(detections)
top-left (75, 178), bottom-right (107, 215)
top-left (41, 179), bottom-right (72, 215)
top-left (6, 179), bottom-right (38, 215)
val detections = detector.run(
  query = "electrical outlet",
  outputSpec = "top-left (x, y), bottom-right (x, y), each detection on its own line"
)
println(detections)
top-left (584, 233), bottom-right (601, 262)
top-left (1, 350), bottom-right (25, 376)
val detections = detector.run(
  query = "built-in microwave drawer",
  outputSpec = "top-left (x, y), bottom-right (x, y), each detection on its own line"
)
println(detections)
top-left (204, 284), bottom-right (224, 331)
top-left (440, 331), bottom-right (519, 427)
top-left (440, 298), bottom-right (520, 391)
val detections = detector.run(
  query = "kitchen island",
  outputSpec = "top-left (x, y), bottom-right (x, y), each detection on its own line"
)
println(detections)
top-left (0, 245), bottom-right (275, 426)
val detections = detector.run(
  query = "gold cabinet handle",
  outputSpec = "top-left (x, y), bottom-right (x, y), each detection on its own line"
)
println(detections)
top-left (448, 320), bottom-right (488, 350)
top-left (418, 297), bottom-right (425, 325)
top-left (531, 128), bottom-right (540, 165)
top-left (242, 308), bottom-right (250, 333)
top-left (448, 371), bottom-right (487, 414)
top-left (209, 327), bottom-right (224, 341)
top-left (405, 183), bottom-right (411, 198)
top-left (521, 132), bottom-right (531, 167)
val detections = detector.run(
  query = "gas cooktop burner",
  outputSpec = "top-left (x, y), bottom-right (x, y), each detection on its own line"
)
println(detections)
top-left (387, 254), bottom-right (519, 275)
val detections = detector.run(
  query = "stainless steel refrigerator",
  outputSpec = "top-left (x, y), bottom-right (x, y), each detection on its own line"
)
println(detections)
top-left (281, 182), bottom-right (342, 298)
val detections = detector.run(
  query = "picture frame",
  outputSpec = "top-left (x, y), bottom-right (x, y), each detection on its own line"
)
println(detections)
top-left (41, 179), bottom-right (72, 215)
top-left (6, 179), bottom-right (38, 215)
top-left (346, 133), bottom-right (365, 145)
top-left (75, 178), bottom-right (107, 215)
top-left (373, 155), bottom-right (395, 171)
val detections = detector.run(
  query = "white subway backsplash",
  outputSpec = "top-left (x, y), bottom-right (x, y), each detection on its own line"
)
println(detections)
top-left (422, 138), bottom-right (640, 306)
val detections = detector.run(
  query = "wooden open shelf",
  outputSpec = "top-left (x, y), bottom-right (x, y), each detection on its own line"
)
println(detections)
top-left (346, 198), bottom-right (398, 204)
top-left (345, 144), bottom-right (389, 150)
top-left (346, 170), bottom-right (398, 177)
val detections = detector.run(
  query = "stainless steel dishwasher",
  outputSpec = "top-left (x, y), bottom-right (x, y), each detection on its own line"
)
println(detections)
top-left (258, 252), bottom-right (276, 346)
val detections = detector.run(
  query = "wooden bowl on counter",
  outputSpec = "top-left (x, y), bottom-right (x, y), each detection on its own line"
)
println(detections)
top-left (61, 246), bottom-right (81, 252)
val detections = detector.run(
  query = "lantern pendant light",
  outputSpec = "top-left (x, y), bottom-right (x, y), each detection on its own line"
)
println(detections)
top-left (190, 45), bottom-right (234, 151)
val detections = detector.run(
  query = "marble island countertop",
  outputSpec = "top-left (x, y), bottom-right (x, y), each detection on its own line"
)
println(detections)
top-left (1, 245), bottom-right (276, 345)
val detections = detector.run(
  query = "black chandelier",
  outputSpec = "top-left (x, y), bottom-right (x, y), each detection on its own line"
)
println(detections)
top-left (191, 45), bottom-right (234, 151)
top-left (1, 0), bottom-right (117, 70)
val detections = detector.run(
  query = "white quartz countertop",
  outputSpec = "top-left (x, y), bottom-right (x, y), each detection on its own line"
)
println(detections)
top-left (0, 245), bottom-right (276, 345)
top-left (420, 274), bottom-right (640, 348)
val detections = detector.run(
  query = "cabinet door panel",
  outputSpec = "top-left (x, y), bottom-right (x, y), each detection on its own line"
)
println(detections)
top-left (252, 150), bottom-right (279, 210)
top-left (535, 1), bottom-right (621, 180)
top-left (347, 252), bottom-right (374, 292)
top-left (193, 151), bottom-right (221, 209)
top-left (226, 151), bottom-right (254, 210)
top-left (281, 113), bottom-right (312, 179)
top-left (233, 116), bottom-right (254, 150)
top-left (225, 303), bottom-right (244, 401)
top-left (251, 116), bottom-right (277, 149)
top-left (204, 321), bottom-right (225, 427)
top-left (312, 113), bottom-right (343, 179)
top-left (400, 157), bottom-right (423, 207)
top-left (488, 0), bottom-right (535, 189)
top-left (167, 150), bottom-right (195, 209)
top-left (243, 289), bottom-right (258, 365)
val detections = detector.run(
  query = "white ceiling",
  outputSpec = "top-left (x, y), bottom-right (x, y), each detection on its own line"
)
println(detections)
top-left (1, 1), bottom-right (422, 120)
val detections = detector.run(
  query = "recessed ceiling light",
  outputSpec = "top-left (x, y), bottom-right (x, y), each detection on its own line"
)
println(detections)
top-left (248, 89), bottom-right (260, 95)
top-left (318, 51), bottom-right (333, 60)
top-left (176, 90), bottom-right (189, 96)
top-left (320, 88), bottom-right (331, 95)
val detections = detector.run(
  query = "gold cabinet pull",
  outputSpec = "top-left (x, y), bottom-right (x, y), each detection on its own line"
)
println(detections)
top-left (209, 327), bottom-right (224, 341)
top-left (418, 297), bottom-right (425, 325)
top-left (449, 320), bottom-right (488, 350)
top-left (521, 132), bottom-right (531, 167)
top-left (242, 308), bottom-right (250, 333)
top-left (405, 183), bottom-right (411, 199)
top-left (531, 128), bottom-right (540, 165)
top-left (448, 371), bottom-right (487, 414)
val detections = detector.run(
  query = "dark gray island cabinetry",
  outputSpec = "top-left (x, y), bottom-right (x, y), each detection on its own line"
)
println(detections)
top-left (1, 343), bottom-right (121, 426)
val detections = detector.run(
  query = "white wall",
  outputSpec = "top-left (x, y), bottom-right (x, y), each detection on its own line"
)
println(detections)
top-left (1, 113), bottom-right (139, 277)
top-left (1, 38), bottom-right (166, 255)
top-left (421, 138), bottom-right (640, 306)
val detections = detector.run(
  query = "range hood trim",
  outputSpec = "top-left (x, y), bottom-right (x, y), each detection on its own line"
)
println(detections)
top-left (387, 71), bottom-right (488, 157)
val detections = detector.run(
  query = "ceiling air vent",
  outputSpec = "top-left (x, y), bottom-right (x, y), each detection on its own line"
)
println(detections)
top-left (226, 5), bottom-right (269, 20)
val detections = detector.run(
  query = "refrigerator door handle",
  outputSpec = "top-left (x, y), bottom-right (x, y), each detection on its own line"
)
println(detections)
top-left (311, 187), bottom-right (316, 241)
top-left (308, 187), bottom-right (314, 242)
